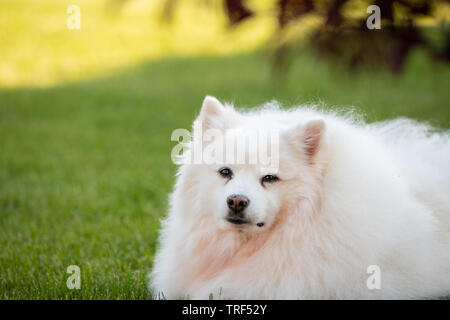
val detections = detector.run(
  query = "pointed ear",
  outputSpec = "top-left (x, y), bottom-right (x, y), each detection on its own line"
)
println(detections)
top-left (285, 119), bottom-right (326, 162)
top-left (198, 96), bottom-right (226, 131)
top-left (303, 119), bottom-right (325, 158)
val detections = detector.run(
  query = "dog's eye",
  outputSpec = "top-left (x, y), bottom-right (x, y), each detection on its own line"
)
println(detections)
top-left (219, 167), bottom-right (233, 178)
top-left (261, 175), bottom-right (279, 184)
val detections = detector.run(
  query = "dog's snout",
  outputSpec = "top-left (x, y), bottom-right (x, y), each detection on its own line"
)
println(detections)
top-left (227, 194), bottom-right (250, 213)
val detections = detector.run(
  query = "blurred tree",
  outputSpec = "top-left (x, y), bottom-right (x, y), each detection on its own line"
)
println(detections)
top-left (220, 0), bottom-right (450, 73)
top-left (224, 0), bottom-right (253, 25)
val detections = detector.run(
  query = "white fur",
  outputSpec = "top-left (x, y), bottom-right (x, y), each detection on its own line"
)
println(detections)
top-left (149, 96), bottom-right (450, 299)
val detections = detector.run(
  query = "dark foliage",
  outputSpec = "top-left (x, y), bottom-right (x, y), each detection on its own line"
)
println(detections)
top-left (162, 0), bottom-right (449, 73)
top-left (224, 0), bottom-right (253, 25)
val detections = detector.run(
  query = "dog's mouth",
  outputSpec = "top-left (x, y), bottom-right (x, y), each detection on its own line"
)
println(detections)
top-left (225, 217), bottom-right (249, 225)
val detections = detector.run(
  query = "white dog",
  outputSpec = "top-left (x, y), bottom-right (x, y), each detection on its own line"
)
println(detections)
top-left (150, 96), bottom-right (450, 299)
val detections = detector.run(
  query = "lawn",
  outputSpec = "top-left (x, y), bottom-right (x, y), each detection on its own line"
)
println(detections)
top-left (0, 0), bottom-right (449, 300)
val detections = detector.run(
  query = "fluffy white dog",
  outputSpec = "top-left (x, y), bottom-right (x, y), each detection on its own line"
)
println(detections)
top-left (150, 96), bottom-right (450, 299)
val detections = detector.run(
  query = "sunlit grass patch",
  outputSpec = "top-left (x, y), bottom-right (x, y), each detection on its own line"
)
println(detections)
top-left (0, 0), bottom-right (276, 87)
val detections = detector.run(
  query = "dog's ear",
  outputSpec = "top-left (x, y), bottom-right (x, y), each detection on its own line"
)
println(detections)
top-left (199, 96), bottom-right (226, 130)
top-left (285, 119), bottom-right (326, 163)
top-left (302, 120), bottom-right (326, 158)
top-left (196, 95), bottom-right (238, 132)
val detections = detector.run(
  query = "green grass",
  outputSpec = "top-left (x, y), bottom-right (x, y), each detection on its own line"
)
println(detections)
top-left (1, 48), bottom-right (449, 299)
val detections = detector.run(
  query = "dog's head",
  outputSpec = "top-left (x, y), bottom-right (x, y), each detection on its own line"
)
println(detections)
top-left (182, 96), bottom-right (328, 234)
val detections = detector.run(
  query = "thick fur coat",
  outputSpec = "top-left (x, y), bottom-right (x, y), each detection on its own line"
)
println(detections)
top-left (150, 96), bottom-right (450, 299)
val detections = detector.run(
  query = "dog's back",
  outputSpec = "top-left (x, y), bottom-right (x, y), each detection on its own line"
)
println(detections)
top-left (371, 119), bottom-right (450, 233)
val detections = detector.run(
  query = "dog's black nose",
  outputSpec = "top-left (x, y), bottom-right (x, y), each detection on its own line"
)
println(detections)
top-left (226, 194), bottom-right (250, 213)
